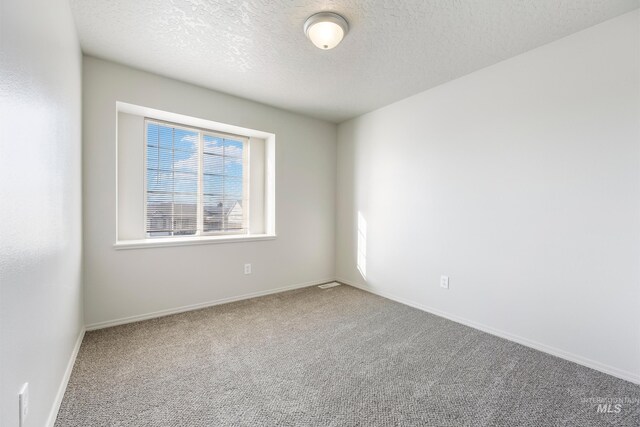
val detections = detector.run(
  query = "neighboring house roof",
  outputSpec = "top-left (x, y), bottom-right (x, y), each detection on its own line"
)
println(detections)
top-left (204, 200), bottom-right (242, 218)
top-left (147, 200), bottom-right (242, 216)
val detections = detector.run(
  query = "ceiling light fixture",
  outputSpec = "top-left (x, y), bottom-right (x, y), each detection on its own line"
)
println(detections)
top-left (304, 12), bottom-right (349, 50)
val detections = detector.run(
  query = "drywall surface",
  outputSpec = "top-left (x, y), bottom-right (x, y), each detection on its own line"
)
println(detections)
top-left (0, 0), bottom-right (83, 425)
top-left (336, 11), bottom-right (640, 382)
top-left (83, 57), bottom-right (336, 326)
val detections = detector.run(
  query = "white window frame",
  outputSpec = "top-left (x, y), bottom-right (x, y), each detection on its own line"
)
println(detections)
top-left (143, 118), bottom-right (250, 239)
top-left (114, 102), bottom-right (276, 250)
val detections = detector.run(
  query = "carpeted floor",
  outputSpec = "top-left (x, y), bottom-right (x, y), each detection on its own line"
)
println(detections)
top-left (56, 284), bottom-right (639, 426)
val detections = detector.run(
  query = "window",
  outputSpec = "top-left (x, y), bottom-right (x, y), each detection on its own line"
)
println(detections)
top-left (145, 120), bottom-right (249, 238)
top-left (115, 102), bottom-right (275, 249)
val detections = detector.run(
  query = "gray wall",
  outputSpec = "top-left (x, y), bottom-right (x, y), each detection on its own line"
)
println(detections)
top-left (336, 11), bottom-right (640, 382)
top-left (83, 57), bottom-right (337, 327)
top-left (0, 0), bottom-right (84, 425)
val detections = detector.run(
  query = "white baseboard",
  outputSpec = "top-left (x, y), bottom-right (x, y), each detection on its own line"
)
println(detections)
top-left (85, 278), bottom-right (335, 331)
top-left (46, 327), bottom-right (85, 427)
top-left (338, 277), bottom-right (640, 385)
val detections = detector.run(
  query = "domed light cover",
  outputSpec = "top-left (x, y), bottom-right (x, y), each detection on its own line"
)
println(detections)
top-left (304, 12), bottom-right (349, 50)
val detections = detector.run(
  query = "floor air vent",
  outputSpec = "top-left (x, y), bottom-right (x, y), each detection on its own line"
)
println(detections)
top-left (318, 282), bottom-right (341, 289)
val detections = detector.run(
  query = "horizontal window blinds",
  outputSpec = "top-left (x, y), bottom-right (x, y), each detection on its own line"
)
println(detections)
top-left (202, 133), bottom-right (247, 233)
top-left (145, 120), bottom-right (249, 237)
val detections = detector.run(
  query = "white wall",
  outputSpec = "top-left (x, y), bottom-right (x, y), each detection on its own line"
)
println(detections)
top-left (83, 57), bottom-right (336, 327)
top-left (336, 11), bottom-right (640, 383)
top-left (0, 0), bottom-right (83, 425)
top-left (116, 112), bottom-right (145, 240)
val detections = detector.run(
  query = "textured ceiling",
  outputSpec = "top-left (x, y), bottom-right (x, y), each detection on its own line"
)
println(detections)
top-left (70, 0), bottom-right (639, 123)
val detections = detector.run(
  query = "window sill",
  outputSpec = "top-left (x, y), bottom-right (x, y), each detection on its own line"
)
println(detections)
top-left (114, 234), bottom-right (276, 250)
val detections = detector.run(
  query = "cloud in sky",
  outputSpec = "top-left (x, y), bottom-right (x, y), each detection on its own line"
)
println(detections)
top-left (148, 129), bottom-right (244, 196)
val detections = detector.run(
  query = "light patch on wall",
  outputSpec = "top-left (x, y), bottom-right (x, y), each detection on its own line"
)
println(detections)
top-left (357, 211), bottom-right (367, 279)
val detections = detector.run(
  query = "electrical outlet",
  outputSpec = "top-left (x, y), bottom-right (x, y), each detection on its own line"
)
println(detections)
top-left (440, 276), bottom-right (449, 289)
top-left (19, 382), bottom-right (29, 427)
top-left (244, 263), bottom-right (252, 275)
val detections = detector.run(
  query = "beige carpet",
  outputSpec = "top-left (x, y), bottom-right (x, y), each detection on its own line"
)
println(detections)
top-left (56, 284), bottom-right (639, 426)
